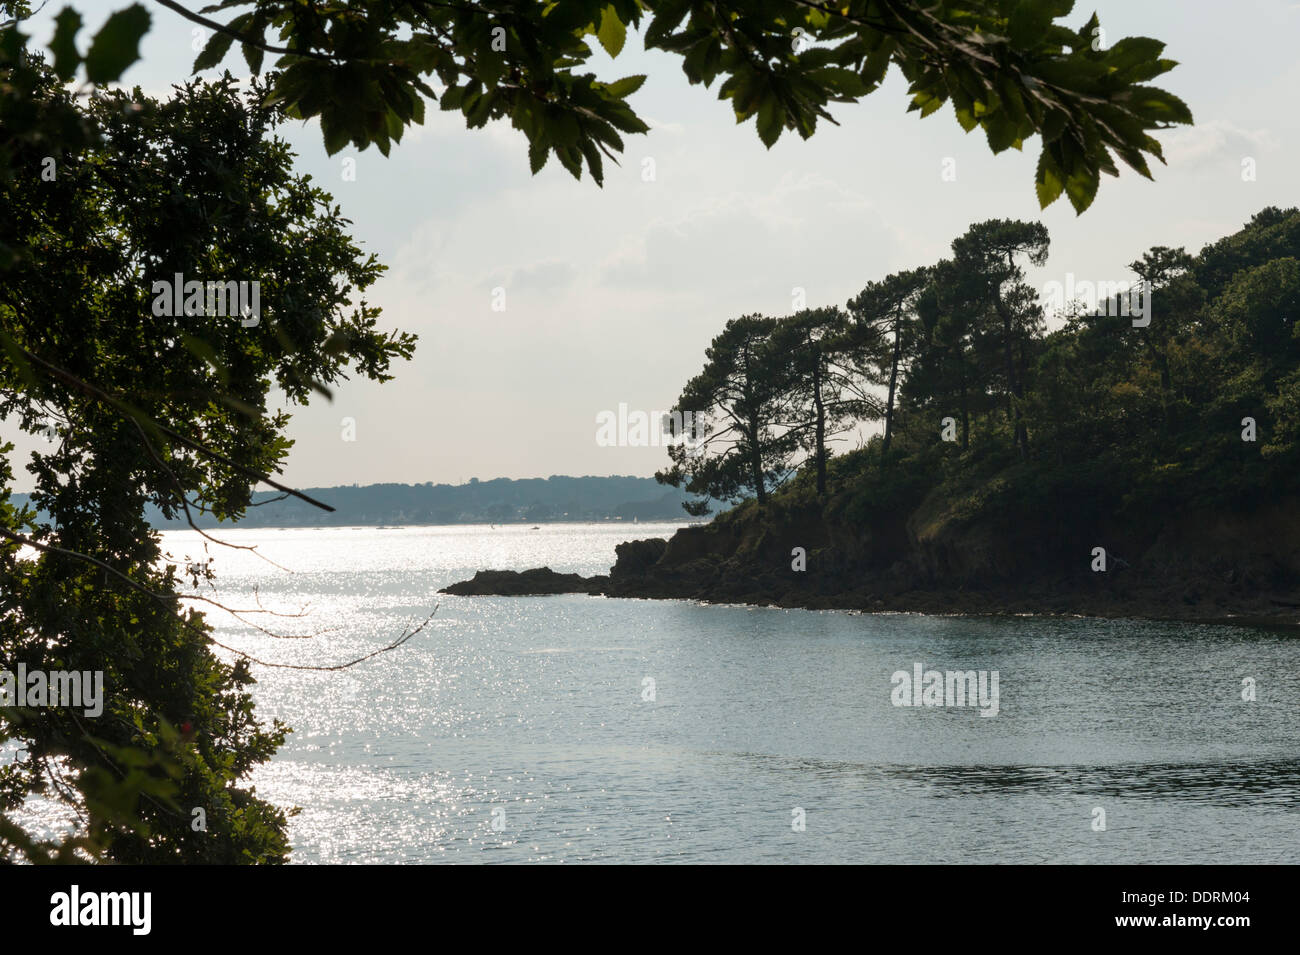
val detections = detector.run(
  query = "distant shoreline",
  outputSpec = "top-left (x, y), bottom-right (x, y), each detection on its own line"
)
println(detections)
top-left (6, 475), bottom-right (720, 529)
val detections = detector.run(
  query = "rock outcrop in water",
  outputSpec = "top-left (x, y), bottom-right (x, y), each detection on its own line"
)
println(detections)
top-left (440, 496), bottom-right (1300, 627)
top-left (440, 567), bottom-right (607, 596)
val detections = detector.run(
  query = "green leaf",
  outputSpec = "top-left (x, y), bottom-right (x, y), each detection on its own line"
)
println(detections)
top-left (578, 137), bottom-right (604, 185)
top-left (1064, 162), bottom-right (1099, 214)
top-left (993, 75), bottom-right (1027, 126)
top-left (1007, 0), bottom-right (1054, 49)
top-left (1040, 107), bottom-right (1068, 144)
top-left (983, 111), bottom-right (1022, 154)
top-left (0, 26), bottom-right (24, 65)
top-left (1120, 86), bottom-right (1194, 125)
top-left (814, 67), bottom-right (868, 98)
top-left (604, 74), bottom-right (646, 99)
top-left (681, 39), bottom-right (710, 83)
top-left (384, 107), bottom-right (403, 140)
top-left (555, 144), bottom-right (583, 180)
top-left (83, 3), bottom-right (150, 84)
top-left (596, 6), bottom-right (627, 58)
top-left (954, 105), bottom-right (978, 133)
top-left (320, 112), bottom-right (349, 155)
top-left (1035, 147), bottom-right (1065, 208)
top-left (861, 42), bottom-right (893, 89)
top-left (912, 88), bottom-right (947, 118)
top-left (466, 89), bottom-right (494, 127)
top-left (49, 7), bottom-right (82, 82)
top-left (756, 96), bottom-right (783, 147)
top-left (949, 84), bottom-right (978, 132)
top-left (242, 36), bottom-right (265, 75)
top-left (1115, 57), bottom-right (1179, 86)
top-left (603, 104), bottom-right (649, 134)
top-left (512, 97), bottom-right (543, 138)
top-left (1106, 36), bottom-right (1166, 77)
top-left (549, 107), bottom-right (580, 147)
top-left (1075, 12), bottom-right (1101, 51)
top-left (587, 118), bottom-right (624, 152)
top-left (528, 136), bottom-right (549, 174)
top-left (440, 86), bottom-right (465, 112)
top-left (1113, 144), bottom-right (1153, 180)
top-left (192, 26), bottom-right (236, 72)
top-left (0, 328), bottom-right (41, 391)
top-left (726, 72), bottom-right (758, 117)
top-left (644, 0), bottom-right (689, 46)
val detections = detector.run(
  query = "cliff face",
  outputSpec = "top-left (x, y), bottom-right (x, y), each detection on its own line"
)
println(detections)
top-left (599, 495), bottom-right (1300, 623)
top-left (437, 486), bottom-right (1300, 624)
top-left (1137, 500), bottom-right (1300, 605)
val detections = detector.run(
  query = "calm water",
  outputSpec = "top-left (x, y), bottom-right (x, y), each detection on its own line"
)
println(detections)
top-left (158, 523), bottom-right (1300, 864)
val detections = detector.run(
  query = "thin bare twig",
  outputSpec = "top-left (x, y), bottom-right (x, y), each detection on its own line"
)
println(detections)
top-left (3, 339), bottom-right (334, 513)
top-left (127, 413), bottom-right (295, 574)
top-left (2, 526), bottom-right (439, 670)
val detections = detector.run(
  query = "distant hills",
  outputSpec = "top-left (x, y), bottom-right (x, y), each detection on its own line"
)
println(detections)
top-left (8, 475), bottom-right (709, 529)
top-left (168, 475), bottom-right (710, 527)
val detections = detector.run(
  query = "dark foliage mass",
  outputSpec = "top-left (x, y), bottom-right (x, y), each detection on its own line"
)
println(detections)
top-left (656, 209), bottom-right (1300, 611)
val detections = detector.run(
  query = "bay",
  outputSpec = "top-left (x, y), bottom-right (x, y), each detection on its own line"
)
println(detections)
top-left (161, 523), bottom-right (1300, 864)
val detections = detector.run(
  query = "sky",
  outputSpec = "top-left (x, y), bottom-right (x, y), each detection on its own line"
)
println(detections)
top-left (5, 1), bottom-right (1299, 491)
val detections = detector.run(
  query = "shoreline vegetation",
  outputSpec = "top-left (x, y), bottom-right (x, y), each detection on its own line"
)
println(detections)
top-left (444, 209), bottom-right (1300, 630)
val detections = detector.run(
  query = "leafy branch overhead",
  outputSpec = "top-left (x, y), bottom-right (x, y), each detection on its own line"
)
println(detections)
top-left (30, 0), bottom-right (1191, 212)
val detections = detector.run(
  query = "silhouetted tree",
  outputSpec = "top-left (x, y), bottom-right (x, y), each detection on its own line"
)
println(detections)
top-left (657, 315), bottom-right (797, 511)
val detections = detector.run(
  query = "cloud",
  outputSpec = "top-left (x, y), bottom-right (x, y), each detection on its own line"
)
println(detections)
top-left (595, 173), bottom-right (899, 312)
top-left (496, 260), bottom-right (578, 295)
top-left (645, 117), bottom-right (687, 135)
top-left (1162, 120), bottom-right (1279, 168)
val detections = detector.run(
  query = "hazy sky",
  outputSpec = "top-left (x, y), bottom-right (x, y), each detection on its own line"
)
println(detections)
top-left (6, 1), bottom-right (1298, 491)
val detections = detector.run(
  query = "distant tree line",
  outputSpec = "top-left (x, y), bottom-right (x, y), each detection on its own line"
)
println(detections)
top-left (149, 476), bottom-right (706, 526)
top-left (7, 476), bottom-right (708, 528)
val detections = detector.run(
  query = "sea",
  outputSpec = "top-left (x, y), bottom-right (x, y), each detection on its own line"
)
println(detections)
top-left (139, 523), bottom-right (1300, 862)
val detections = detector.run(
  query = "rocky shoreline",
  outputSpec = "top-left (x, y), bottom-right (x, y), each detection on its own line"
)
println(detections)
top-left (440, 527), bottom-right (1300, 629)
top-left (441, 566), bottom-right (607, 596)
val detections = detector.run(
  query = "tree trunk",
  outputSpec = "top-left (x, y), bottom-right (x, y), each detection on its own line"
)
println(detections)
top-left (959, 361), bottom-right (969, 451)
top-left (1016, 336), bottom-right (1030, 453)
top-left (882, 302), bottom-right (903, 461)
top-left (1145, 339), bottom-right (1174, 437)
top-left (994, 287), bottom-right (1026, 461)
top-left (748, 418), bottom-right (767, 507)
top-left (812, 347), bottom-right (826, 495)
